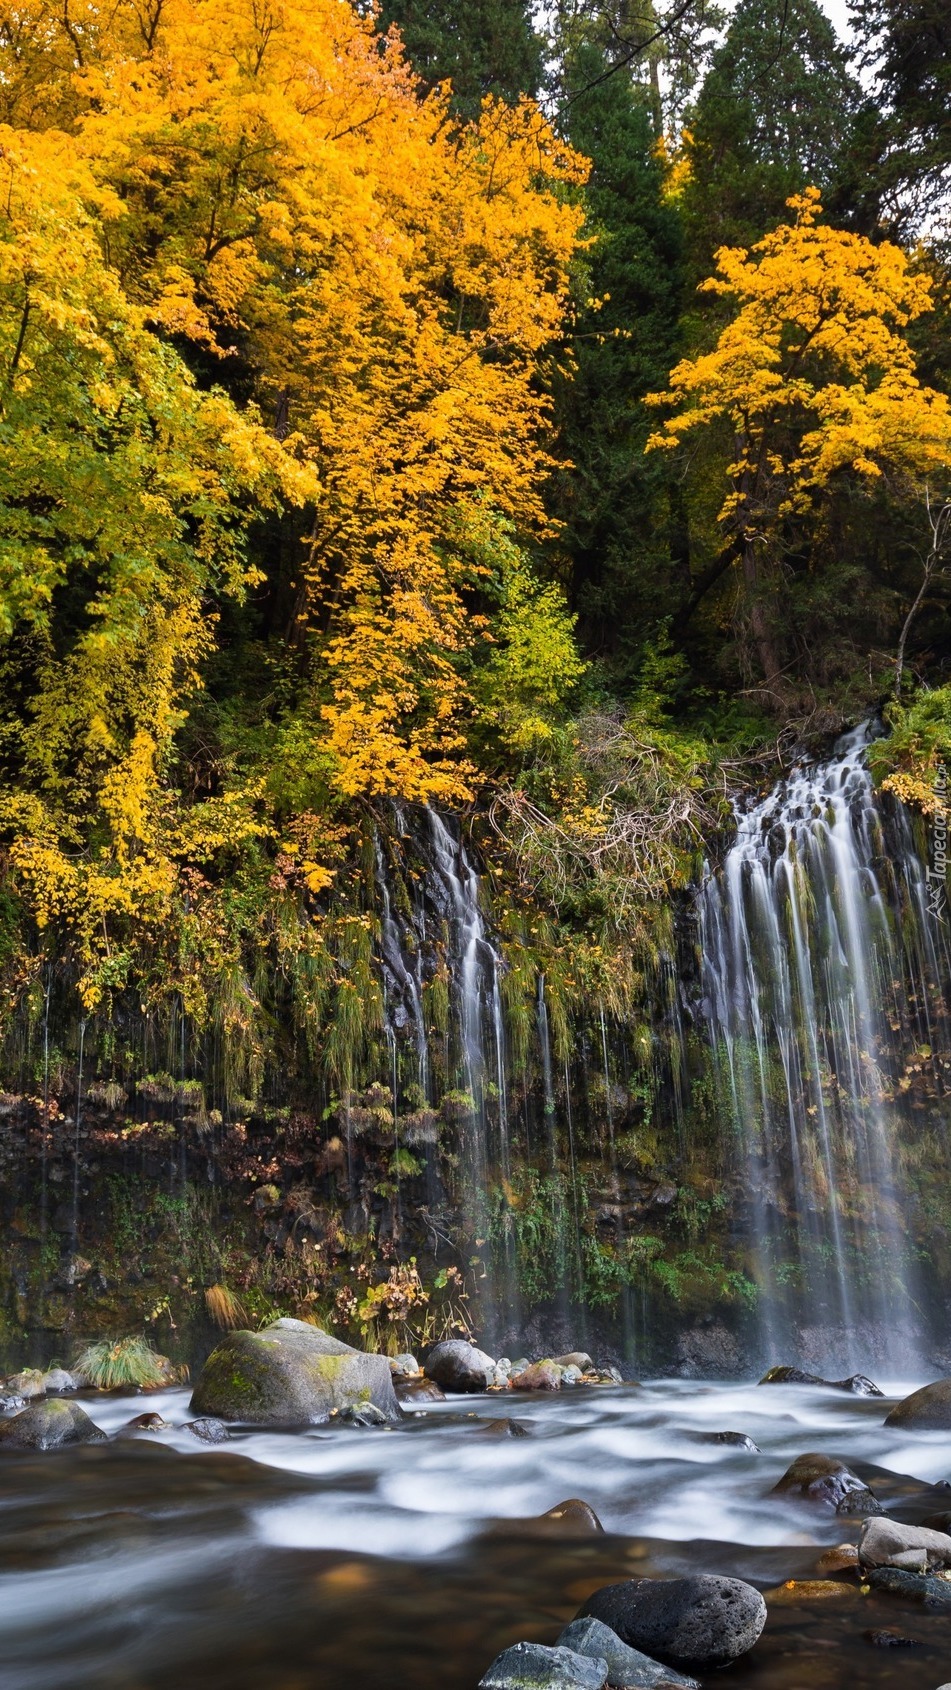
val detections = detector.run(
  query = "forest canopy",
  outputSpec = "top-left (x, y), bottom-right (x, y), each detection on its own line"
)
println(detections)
top-left (0, 0), bottom-right (949, 1081)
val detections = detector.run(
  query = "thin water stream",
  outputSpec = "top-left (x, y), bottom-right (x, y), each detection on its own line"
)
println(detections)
top-left (2, 1378), bottom-right (951, 1689)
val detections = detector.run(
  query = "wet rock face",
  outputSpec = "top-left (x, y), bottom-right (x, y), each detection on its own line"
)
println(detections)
top-left (189, 1318), bottom-right (400, 1426)
top-left (423, 1340), bottom-right (494, 1394)
top-left (0, 1399), bottom-right (106, 1450)
top-left (577, 1575), bottom-right (767, 1669)
top-left (675, 1321), bottom-right (746, 1379)
top-left (478, 1641), bottom-right (607, 1689)
top-left (867, 1568), bottom-right (951, 1609)
top-left (758, 1367), bottom-right (883, 1396)
top-left (557, 1618), bottom-right (699, 1688)
top-left (884, 1379), bottom-right (951, 1429)
top-left (184, 1417), bottom-right (230, 1443)
top-left (772, 1453), bottom-right (881, 1514)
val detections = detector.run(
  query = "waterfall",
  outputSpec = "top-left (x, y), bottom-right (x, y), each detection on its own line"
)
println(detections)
top-left (699, 722), bottom-right (945, 1371)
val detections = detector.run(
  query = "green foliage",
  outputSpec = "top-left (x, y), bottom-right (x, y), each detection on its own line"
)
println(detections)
top-left (377, 0), bottom-right (543, 118)
top-left (72, 1335), bottom-right (169, 1389)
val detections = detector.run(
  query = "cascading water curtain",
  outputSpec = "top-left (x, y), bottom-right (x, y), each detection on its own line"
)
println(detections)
top-left (699, 723), bottom-right (948, 1374)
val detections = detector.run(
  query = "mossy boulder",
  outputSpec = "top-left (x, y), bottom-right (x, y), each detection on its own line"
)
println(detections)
top-left (189, 1318), bottom-right (400, 1425)
top-left (0, 1399), bottom-right (106, 1450)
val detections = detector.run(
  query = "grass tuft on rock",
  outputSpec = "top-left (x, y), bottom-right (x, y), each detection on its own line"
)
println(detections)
top-left (72, 1336), bottom-right (168, 1390)
top-left (205, 1284), bottom-right (247, 1330)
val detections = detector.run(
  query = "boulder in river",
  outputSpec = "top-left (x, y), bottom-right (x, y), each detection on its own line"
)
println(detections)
top-left (884, 1379), bottom-right (951, 1430)
top-left (758, 1367), bottom-right (883, 1396)
top-left (557, 1618), bottom-right (699, 1688)
top-left (479, 1641), bottom-right (607, 1689)
top-left (189, 1318), bottom-right (400, 1425)
top-left (538, 1499), bottom-right (604, 1533)
top-left (6, 1369), bottom-right (46, 1400)
top-left (772, 1453), bottom-right (881, 1514)
top-left (860, 1517), bottom-right (951, 1571)
top-left (423, 1339), bottom-right (494, 1393)
top-left (552, 1353), bottom-right (594, 1372)
top-left (41, 1368), bottom-right (77, 1396)
top-left (389, 1353), bottom-right (419, 1378)
top-left (577, 1574), bottom-right (767, 1669)
top-left (0, 1399), bottom-right (106, 1450)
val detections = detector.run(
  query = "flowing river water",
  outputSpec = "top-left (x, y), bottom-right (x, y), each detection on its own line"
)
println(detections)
top-left (3, 1377), bottom-right (951, 1689)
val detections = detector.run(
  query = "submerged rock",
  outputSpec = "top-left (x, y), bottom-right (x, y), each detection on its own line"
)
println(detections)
top-left (686, 1430), bottom-right (761, 1451)
top-left (866, 1567), bottom-right (951, 1609)
top-left (884, 1379), bottom-right (951, 1430)
top-left (538, 1499), bottom-right (604, 1533)
top-left (189, 1318), bottom-right (400, 1425)
top-left (864, 1627), bottom-right (923, 1647)
top-left (860, 1517), bottom-right (951, 1571)
top-left (557, 1618), bottom-right (699, 1688)
top-left (578, 1574), bottom-right (767, 1668)
top-left (772, 1453), bottom-right (881, 1514)
top-left (423, 1340), bottom-right (494, 1394)
top-left (759, 1367), bottom-right (883, 1395)
top-left (479, 1642), bottom-right (607, 1689)
top-left (0, 1399), bottom-right (106, 1450)
top-left (473, 1417), bottom-right (532, 1438)
top-left (184, 1417), bottom-right (230, 1443)
top-left (395, 1377), bottom-right (446, 1405)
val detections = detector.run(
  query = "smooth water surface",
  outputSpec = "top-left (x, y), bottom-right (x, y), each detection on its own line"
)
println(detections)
top-left (2, 1378), bottom-right (951, 1689)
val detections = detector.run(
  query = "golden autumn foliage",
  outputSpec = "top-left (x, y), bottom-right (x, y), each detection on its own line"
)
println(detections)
top-left (0, 0), bottom-right (586, 1011)
top-left (648, 189), bottom-right (951, 692)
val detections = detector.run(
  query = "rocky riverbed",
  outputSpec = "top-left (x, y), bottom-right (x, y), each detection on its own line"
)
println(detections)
top-left (4, 1363), bottom-right (951, 1687)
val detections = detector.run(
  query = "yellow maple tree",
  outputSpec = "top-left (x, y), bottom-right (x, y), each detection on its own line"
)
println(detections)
top-left (648, 189), bottom-right (951, 695)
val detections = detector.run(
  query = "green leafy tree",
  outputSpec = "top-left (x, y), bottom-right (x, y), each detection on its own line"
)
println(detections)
top-left (683, 0), bottom-right (861, 271)
top-left (549, 43), bottom-right (686, 678)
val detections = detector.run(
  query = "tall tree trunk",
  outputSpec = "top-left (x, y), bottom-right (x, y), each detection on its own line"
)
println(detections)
top-left (742, 536), bottom-right (786, 701)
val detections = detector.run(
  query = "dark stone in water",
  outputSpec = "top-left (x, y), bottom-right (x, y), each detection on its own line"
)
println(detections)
top-left (557, 1618), bottom-right (699, 1688)
top-left (867, 1568), bottom-right (951, 1609)
top-left (0, 1399), bottom-right (106, 1450)
top-left (687, 1430), bottom-right (761, 1451)
top-left (864, 1628), bottom-right (923, 1647)
top-left (184, 1417), bottom-right (230, 1443)
top-left (424, 1339), bottom-right (493, 1394)
top-left (539, 1499), bottom-right (604, 1533)
top-left (759, 1367), bottom-right (883, 1396)
top-left (478, 1641), bottom-right (607, 1688)
top-left (395, 1377), bottom-right (446, 1404)
top-left (577, 1574), bottom-right (767, 1668)
top-left (772, 1453), bottom-right (882, 1514)
top-left (119, 1412), bottom-right (169, 1434)
top-left (921, 1512), bottom-right (951, 1534)
top-left (884, 1379), bottom-right (951, 1430)
top-left (473, 1418), bottom-right (531, 1438)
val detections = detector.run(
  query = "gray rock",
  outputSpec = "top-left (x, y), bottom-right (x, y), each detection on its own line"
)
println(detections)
top-left (560, 1365), bottom-right (584, 1387)
top-left (553, 1353), bottom-right (594, 1372)
top-left (860, 1517), bottom-right (951, 1571)
top-left (183, 1417), bottom-right (230, 1443)
top-left (334, 1400), bottom-right (389, 1426)
top-left (424, 1339), bottom-right (494, 1393)
top-left (578, 1575), bottom-right (766, 1669)
top-left (189, 1318), bottom-right (400, 1425)
top-left (0, 1395), bottom-right (25, 1414)
top-left (0, 1399), bottom-right (106, 1450)
top-left (41, 1368), bottom-right (77, 1395)
top-left (479, 1642), bottom-right (608, 1689)
top-left (6, 1369), bottom-right (46, 1400)
top-left (867, 1568), bottom-right (951, 1609)
top-left (558, 1618), bottom-right (699, 1688)
top-left (884, 1379), bottom-right (951, 1430)
top-left (772, 1453), bottom-right (881, 1514)
top-left (389, 1353), bottom-right (419, 1378)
